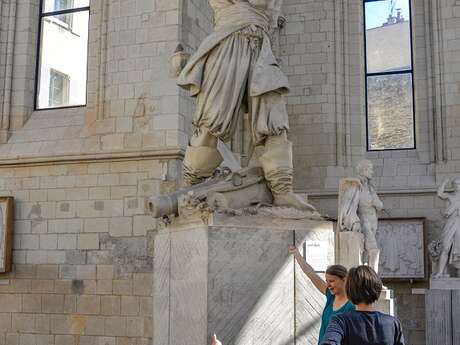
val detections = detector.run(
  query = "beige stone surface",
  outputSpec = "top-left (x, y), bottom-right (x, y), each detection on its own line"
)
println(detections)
top-left (0, 1), bottom-right (458, 344)
top-left (154, 213), bottom-right (333, 345)
top-left (0, 158), bottom-right (159, 344)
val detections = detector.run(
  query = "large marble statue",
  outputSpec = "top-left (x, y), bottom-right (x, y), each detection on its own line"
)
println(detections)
top-left (338, 160), bottom-right (383, 273)
top-left (175, 0), bottom-right (314, 211)
top-left (430, 178), bottom-right (460, 278)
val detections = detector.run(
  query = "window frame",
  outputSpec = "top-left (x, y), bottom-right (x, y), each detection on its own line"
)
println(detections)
top-left (363, 0), bottom-right (416, 152)
top-left (34, 0), bottom-right (90, 111)
top-left (48, 68), bottom-right (70, 108)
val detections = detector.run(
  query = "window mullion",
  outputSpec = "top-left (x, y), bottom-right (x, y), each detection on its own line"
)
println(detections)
top-left (41, 7), bottom-right (90, 18)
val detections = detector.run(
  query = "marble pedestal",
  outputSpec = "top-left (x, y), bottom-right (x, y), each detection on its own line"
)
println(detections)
top-left (338, 232), bottom-right (395, 315)
top-left (153, 212), bottom-right (334, 345)
top-left (337, 231), bottom-right (364, 269)
top-left (425, 278), bottom-right (460, 345)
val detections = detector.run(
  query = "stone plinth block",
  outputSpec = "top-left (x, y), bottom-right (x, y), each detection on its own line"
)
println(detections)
top-left (153, 212), bottom-right (334, 345)
top-left (375, 288), bottom-right (394, 316)
top-left (425, 288), bottom-right (460, 345)
top-left (426, 279), bottom-right (460, 345)
top-left (430, 277), bottom-right (460, 290)
top-left (338, 231), bottom-right (394, 316)
top-left (338, 231), bottom-right (364, 269)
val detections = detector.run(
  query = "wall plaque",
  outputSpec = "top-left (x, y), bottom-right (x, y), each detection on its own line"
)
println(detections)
top-left (376, 218), bottom-right (425, 280)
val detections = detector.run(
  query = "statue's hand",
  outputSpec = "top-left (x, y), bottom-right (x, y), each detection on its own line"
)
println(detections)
top-left (351, 222), bottom-right (361, 233)
top-left (374, 199), bottom-right (384, 211)
top-left (276, 14), bottom-right (286, 29)
top-left (169, 44), bottom-right (190, 78)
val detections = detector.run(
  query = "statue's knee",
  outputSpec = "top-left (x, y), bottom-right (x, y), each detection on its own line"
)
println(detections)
top-left (190, 127), bottom-right (217, 148)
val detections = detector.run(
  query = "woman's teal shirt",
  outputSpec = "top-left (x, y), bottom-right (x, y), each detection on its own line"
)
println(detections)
top-left (318, 288), bottom-right (355, 344)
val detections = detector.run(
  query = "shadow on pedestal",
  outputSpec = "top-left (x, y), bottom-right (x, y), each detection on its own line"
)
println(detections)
top-left (152, 213), bottom-right (334, 345)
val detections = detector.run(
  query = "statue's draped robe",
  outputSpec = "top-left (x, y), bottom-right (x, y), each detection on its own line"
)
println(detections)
top-left (442, 198), bottom-right (460, 267)
top-left (338, 178), bottom-right (361, 232)
top-left (177, 0), bottom-right (289, 145)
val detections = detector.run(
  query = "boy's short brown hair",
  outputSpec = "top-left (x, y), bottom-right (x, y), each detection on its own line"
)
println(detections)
top-left (346, 266), bottom-right (383, 305)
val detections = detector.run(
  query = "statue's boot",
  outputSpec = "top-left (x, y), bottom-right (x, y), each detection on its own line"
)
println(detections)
top-left (183, 145), bottom-right (223, 186)
top-left (260, 135), bottom-right (316, 212)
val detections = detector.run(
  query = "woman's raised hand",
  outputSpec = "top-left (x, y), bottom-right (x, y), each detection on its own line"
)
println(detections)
top-left (288, 245), bottom-right (300, 256)
top-left (211, 334), bottom-right (222, 345)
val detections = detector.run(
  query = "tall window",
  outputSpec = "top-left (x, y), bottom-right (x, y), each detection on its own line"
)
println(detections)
top-left (364, 0), bottom-right (415, 151)
top-left (35, 0), bottom-right (90, 110)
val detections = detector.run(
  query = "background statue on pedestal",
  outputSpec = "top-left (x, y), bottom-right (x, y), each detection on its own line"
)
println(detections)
top-left (174, 0), bottom-right (315, 212)
top-left (430, 178), bottom-right (460, 278)
top-left (338, 160), bottom-right (383, 273)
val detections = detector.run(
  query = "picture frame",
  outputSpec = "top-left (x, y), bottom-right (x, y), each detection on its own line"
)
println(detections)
top-left (0, 197), bottom-right (13, 274)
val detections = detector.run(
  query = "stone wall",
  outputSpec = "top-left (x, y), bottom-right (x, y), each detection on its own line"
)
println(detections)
top-left (0, 0), bottom-right (459, 344)
top-left (0, 1), bottom-right (185, 344)
top-left (0, 158), bottom-right (179, 345)
top-left (281, 0), bottom-right (337, 189)
top-left (0, 1), bottom-right (39, 136)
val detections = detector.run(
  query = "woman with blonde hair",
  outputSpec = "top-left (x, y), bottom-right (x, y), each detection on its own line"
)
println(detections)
top-left (289, 246), bottom-right (355, 344)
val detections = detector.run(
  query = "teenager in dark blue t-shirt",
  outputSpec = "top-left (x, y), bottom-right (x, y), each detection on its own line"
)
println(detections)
top-left (321, 266), bottom-right (405, 345)
top-left (289, 246), bottom-right (355, 344)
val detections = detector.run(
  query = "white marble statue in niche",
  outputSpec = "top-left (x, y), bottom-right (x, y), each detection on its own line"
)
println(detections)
top-left (430, 178), bottom-right (460, 278)
top-left (338, 160), bottom-right (384, 273)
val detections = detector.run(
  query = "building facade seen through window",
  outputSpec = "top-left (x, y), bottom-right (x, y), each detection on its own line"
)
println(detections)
top-left (364, 0), bottom-right (415, 151)
top-left (35, 0), bottom-right (90, 110)
top-left (49, 69), bottom-right (70, 108)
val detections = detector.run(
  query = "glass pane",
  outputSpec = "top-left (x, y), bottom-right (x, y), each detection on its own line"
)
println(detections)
top-left (365, 0), bottom-right (412, 73)
top-left (37, 10), bottom-right (89, 109)
top-left (367, 73), bottom-right (414, 150)
top-left (42, 0), bottom-right (89, 13)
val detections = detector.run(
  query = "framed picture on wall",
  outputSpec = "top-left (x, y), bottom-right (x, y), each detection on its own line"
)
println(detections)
top-left (0, 197), bottom-right (13, 274)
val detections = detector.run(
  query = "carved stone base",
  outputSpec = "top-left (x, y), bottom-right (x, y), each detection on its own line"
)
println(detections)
top-left (430, 277), bottom-right (460, 290)
top-left (338, 232), bottom-right (364, 269)
top-left (153, 212), bottom-right (334, 345)
top-left (338, 232), bottom-right (395, 316)
top-left (375, 288), bottom-right (395, 316)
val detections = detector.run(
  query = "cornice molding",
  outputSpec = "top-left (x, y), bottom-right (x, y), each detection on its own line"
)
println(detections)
top-left (0, 148), bottom-right (185, 168)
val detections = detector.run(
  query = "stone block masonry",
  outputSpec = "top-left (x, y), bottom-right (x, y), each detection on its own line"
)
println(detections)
top-left (0, 158), bottom-right (174, 345)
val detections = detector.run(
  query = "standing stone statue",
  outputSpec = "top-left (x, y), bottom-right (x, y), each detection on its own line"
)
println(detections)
top-left (430, 178), bottom-right (460, 278)
top-left (175, 0), bottom-right (314, 211)
top-left (338, 160), bottom-right (383, 273)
